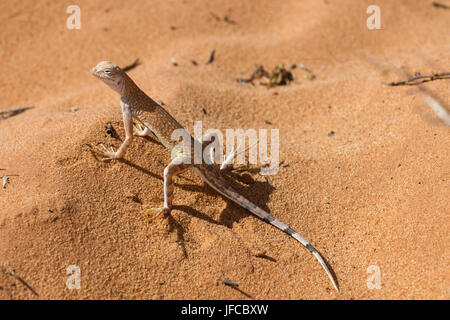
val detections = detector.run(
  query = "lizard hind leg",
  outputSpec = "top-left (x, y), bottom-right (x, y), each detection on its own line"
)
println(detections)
top-left (144, 157), bottom-right (191, 221)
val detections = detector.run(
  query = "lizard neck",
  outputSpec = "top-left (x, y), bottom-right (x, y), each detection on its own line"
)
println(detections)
top-left (119, 72), bottom-right (140, 98)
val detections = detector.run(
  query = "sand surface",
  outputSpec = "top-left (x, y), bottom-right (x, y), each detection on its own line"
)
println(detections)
top-left (0, 0), bottom-right (448, 299)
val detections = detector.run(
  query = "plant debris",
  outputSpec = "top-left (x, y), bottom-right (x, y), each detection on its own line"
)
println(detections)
top-left (210, 12), bottom-right (236, 24)
top-left (237, 64), bottom-right (297, 88)
top-left (210, 12), bottom-right (221, 21)
top-left (10, 269), bottom-right (38, 296)
top-left (222, 279), bottom-right (239, 288)
top-left (367, 56), bottom-right (450, 126)
top-left (385, 72), bottom-right (450, 86)
top-left (432, 2), bottom-right (450, 9)
top-left (280, 160), bottom-right (289, 168)
top-left (206, 49), bottom-right (215, 64)
top-left (0, 106), bottom-right (33, 120)
top-left (222, 279), bottom-right (252, 298)
top-left (223, 16), bottom-right (236, 25)
top-left (190, 59), bottom-right (198, 66)
top-left (297, 63), bottom-right (316, 80)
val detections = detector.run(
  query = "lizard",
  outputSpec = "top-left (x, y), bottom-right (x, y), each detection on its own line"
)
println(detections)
top-left (86, 61), bottom-right (339, 291)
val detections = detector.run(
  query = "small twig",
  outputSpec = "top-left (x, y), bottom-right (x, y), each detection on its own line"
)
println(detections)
top-left (223, 16), bottom-right (236, 25)
top-left (222, 279), bottom-right (239, 288)
top-left (122, 58), bottom-right (140, 72)
top-left (385, 72), bottom-right (450, 86)
top-left (236, 65), bottom-right (268, 85)
top-left (210, 12), bottom-right (221, 21)
top-left (432, 2), bottom-right (450, 9)
top-left (298, 63), bottom-right (313, 74)
top-left (298, 63), bottom-right (316, 80)
top-left (206, 49), bottom-right (215, 64)
top-left (367, 56), bottom-right (450, 126)
top-left (222, 279), bottom-right (252, 298)
top-left (210, 12), bottom-right (236, 24)
top-left (0, 106), bottom-right (33, 119)
top-left (10, 269), bottom-right (39, 296)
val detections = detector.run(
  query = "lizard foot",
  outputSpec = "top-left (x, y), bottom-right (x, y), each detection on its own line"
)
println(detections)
top-left (85, 143), bottom-right (116, 162)
top-left (144, 207), bottom-right (171, 221)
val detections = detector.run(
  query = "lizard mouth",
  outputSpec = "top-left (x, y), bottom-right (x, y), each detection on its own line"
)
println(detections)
top-left (90, 68), bottom-right (99, 76)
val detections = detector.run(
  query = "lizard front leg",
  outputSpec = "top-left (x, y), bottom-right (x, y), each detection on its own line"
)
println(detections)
top-left (87, 103), bottom-right (134, 161)
top-left (144, 157), bottom-right (190, 219)
top-left (201, 133), bottom-right (235, 173)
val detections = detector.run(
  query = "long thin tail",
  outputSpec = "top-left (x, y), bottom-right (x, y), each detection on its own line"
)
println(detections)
top-left (194, 166), bottom-right (339, 291)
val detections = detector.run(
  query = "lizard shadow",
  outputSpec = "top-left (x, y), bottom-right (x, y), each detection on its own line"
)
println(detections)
top-left (122, 159), bottom-right (279, 262)
top-left (118, 159), bottom-right (163, 181)
top-left (165, 213), bottom-right (188, 259)
top-left (164, 205), bottom-right (226, 260)
top-left (216, 169), bottom-right (275, 228)
top-left (174, 167), bottom-right (275, 229)
top-left (175, 170), bottom-right (279, 264)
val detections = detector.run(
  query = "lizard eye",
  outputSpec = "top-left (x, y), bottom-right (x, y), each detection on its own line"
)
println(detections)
top-left (104, 70), bottom-right (111, 74)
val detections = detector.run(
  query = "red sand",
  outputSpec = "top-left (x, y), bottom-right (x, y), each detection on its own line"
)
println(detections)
top-left (0, 0), bottom-right (448, 299)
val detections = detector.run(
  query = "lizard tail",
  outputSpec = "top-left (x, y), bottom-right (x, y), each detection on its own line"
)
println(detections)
top-left (194, 166), bottom-right (339, 292)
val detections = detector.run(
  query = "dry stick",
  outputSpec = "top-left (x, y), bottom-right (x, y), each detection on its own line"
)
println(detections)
top-left (222, 280), bottom-right (252, 298)
top-left (236, 65), bottom-right (268, 85)
top-left (10, 270), bottom-right (38, 296)
top-left (368, 56), bottom-right (450, 126)
top-left (0, 106), bottom-right (33, 119)
top-left (385, 72), bottom-right (450, 86)
top-left (206, 49), bottom-right (215, 64)
top-left (223, 16), bottom-right (236, 25)
top-left (122, 58), bottom-right (140, 72)
top-left (298, 63), bottom-right (316, 80)
top-left (222, 279), bottom-right (239, 288)
top-left (210, 12), bottom-right (221, 21)
top-left (432, 2), bottom-right (450, 9)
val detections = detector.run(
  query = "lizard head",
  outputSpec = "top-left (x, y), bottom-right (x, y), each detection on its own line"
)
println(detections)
top-left (91, 61), bottom-right (124, 93)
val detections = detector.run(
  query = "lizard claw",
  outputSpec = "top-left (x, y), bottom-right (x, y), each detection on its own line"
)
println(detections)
top-left (85, 143), bottom-right (116, 162)
top-left (143, 207), bottom-right (171, 221)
